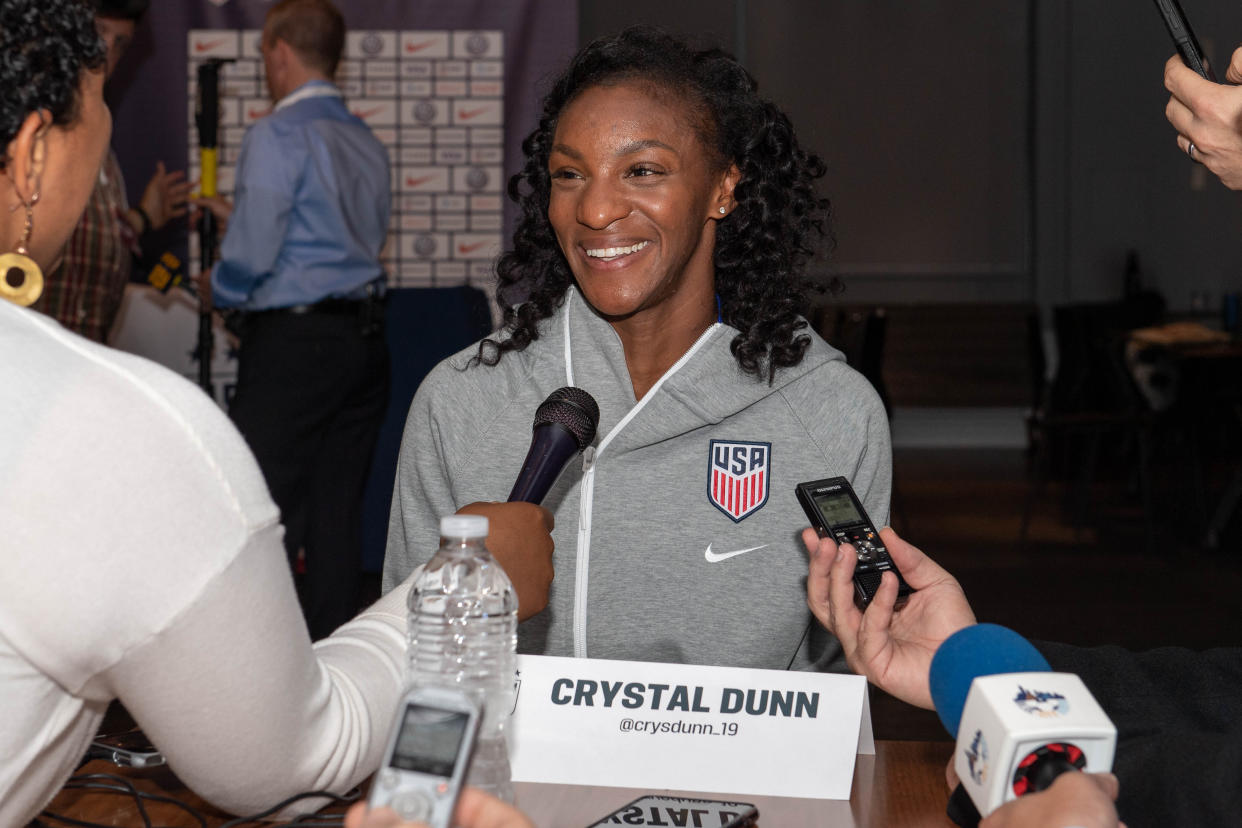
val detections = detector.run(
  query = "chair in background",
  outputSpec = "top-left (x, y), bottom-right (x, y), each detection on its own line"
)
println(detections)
top-left (819, 306), bottom-right (892, 417)
top-left (815, 304), bottom-right (904, 528)
top-left (856, 308), bottom-right (892, 419)
top-left (361, 285), bottom-right (495, 572)
top-left (1019, 303), bottom-right (1155, 549)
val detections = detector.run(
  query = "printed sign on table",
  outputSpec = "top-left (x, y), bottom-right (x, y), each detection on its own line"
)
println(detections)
top-left (509, 655), bottom-right (873, 800)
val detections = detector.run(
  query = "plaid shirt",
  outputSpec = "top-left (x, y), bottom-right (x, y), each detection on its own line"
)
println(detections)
top-left (34, 151), bottom-right (137, 343)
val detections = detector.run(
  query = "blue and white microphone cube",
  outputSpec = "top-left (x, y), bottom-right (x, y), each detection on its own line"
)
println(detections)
top-left (954, 672), bottom-right (1116, 816)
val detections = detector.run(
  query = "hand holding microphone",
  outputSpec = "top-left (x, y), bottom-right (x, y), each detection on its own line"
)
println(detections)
top-left (930, 624), bottom-right (1116, 823)
top-left (978, 771), bottom-right (1123, 828)
top-left (507, 386), bottom-right (599, 504)
top-left (455, 501), bottom-right (554, 621)
top-left (455, 388), bottom-right (599, 621)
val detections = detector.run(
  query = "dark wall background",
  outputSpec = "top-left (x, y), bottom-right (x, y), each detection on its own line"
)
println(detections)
top-left (583, 0), bottom-right (1242, 314)
top-left (109, 1), bottom-right (1242, 316)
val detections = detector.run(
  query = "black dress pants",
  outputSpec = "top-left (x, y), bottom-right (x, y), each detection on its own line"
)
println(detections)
top-left (229, 307), bottom-right (389, 640)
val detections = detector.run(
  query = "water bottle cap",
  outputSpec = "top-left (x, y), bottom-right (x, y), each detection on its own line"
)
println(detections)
top-left (440, 514), bottom-right (488, 538)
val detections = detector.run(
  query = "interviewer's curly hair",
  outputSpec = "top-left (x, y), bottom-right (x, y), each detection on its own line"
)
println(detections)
top-left (0, 0), bottom-right (105, 171)
top-left (480, 26), bottom-right (831, 381)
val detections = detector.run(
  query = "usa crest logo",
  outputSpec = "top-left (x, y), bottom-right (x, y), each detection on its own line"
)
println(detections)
top-left (708, 440), bottom-right (771, 522)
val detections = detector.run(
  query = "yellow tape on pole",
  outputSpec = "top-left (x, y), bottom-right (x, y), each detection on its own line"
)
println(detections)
top-left (200, 148), bottom-right (218, 198)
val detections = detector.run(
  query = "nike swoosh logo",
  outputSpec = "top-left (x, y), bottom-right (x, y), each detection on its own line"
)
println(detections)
top-left (704, 543), bottom-right (769, 563)
top-left (458, 106), bottom-right (493, 120)
top-left (194, 38), bottom-right (229, 53)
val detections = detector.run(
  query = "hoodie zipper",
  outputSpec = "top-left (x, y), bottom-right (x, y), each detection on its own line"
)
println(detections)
top-left (568, 300), bottom-right (721, 658)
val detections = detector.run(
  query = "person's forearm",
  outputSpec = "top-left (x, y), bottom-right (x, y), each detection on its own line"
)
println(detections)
top-left (123, 206), bottom-right (149, 236)
top-left (103, 532), bottom-right (408, 817)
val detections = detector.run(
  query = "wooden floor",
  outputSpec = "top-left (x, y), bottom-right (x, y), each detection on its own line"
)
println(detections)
top-left (872, 445), bottom-right (1242, 739)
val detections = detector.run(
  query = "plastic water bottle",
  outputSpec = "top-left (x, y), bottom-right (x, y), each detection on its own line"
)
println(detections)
top-left (407, 514), bottom-right (518, 801)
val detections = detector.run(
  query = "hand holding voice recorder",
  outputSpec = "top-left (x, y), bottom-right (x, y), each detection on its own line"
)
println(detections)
top-left (796, 476), bottom-right (914, 608)
top-left (369, 686), bottom-right (481, 828)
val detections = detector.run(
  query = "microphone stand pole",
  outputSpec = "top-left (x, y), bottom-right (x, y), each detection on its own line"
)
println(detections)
top-left (194, 59), bottom-right (230, 395)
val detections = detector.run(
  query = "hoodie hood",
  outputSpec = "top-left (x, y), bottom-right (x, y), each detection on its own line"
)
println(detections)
top-left (553, 286), bottom-right (847, 456)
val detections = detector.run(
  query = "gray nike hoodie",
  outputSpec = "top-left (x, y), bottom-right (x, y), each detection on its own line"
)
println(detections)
top-left (383, 287), bottom-right (891, 672)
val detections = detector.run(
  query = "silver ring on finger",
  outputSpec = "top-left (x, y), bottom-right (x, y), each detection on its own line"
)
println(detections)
top-left (1188, 141), bottom-right (1199, 160)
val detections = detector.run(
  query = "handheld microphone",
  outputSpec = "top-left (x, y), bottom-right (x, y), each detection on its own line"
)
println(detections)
top-left (929, 624), bottom-right (1116, 822)
top-left (507, 387), bottom-right (600, 504)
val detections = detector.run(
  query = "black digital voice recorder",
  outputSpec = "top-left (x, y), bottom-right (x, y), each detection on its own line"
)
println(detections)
top-left (795, 476), bottom-right (914, 608)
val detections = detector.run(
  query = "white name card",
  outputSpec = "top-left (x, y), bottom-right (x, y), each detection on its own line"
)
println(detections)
top-left (509, 654), bottom-right (873, 800)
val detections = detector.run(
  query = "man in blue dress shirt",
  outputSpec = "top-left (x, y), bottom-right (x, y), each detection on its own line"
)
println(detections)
top-left (194, 0), bottom-right (391, 639)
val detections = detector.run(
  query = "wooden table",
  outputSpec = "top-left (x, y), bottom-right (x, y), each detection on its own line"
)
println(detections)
top-left (36, 741), bottom-right (955, 827)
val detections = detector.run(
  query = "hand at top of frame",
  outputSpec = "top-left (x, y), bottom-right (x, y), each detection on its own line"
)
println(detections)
top-left (1165, 45), bottom-right (1242, 188)
top-left (802, 525), bottom-right (976, 710)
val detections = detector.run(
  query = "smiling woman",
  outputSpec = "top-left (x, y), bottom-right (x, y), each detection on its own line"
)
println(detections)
top-left (486, 26), bottom-right (832, 389)
top-left (383, 27), bottom-right (892, 676)
top-left (545, 81), bottom-right (738, 397)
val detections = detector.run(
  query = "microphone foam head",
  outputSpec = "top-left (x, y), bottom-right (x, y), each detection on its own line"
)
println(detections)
top-left (929, 623), bottom-right (1051, 738)
top-left (534, 386), bottom-right (600, 450)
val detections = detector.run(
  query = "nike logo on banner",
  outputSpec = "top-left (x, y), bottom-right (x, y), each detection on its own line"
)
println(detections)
top-left (194, 38), bottom-right (229, 53)
top-left (704, 543), bottom-right (768, 563)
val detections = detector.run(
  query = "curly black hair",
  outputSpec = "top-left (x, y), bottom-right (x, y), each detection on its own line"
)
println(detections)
top-left (480, 26), bottom-right (831, 382)
top-left (0, 0), bottom-right (105, 171)
top-left (95, 0), bottom-right (150, 22)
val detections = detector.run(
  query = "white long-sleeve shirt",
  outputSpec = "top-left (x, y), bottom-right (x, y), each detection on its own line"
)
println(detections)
top-left (0, 299), bottom-right (408, 824)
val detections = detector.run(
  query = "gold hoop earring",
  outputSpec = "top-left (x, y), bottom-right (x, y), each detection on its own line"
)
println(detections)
top-left (0, 196), bottom-right (43, 307)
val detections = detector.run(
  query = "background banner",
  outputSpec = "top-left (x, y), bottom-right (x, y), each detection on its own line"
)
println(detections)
top-left (109, 0), bottom-right (577, 383)
top-left (103, 0), bottom-right (577, 569)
